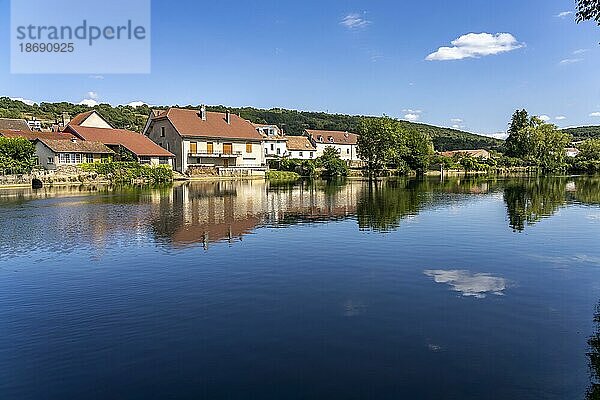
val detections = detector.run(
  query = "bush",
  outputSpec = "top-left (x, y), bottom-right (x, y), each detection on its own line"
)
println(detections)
top-left (80, 161), bottom-right (173, 183)
top-left (319, 146), bottom-right (349, 177)
top-left (0, 137), bottom-right (36, 174)
top-left (266, 170), bottom-right (300, 181)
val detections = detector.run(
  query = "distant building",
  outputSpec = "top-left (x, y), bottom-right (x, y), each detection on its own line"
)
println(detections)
top-left (0, 118), bottom-right (31, 132)
top-left (253, 123), bottom-right (287, 160)
top-left (65, 111), bottom-right (174, 166)
top-left (305, 129), bottom-right (360, 162)
top-left (143, 106), bottom-right (265, 175)
top-left (27, 118), bottom-right (42, 131)
top-left (565, 147), bottom-right (580, 158)
top-left (34, 138), bottom-right (114, 170)
top-left (440, 149), bottom-right (491, 160)
top-left (286, 136), bottom-right (316, 160)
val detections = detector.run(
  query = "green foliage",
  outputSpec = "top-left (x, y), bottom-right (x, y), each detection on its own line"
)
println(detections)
top-left (571, 138), bottom-right (600, 173)
top-left (561, 125), bottom-right (600, 141)
top-left (319, 146), bottom-right (349, 177)
top-left (576, 0), bottom-right (600, 25)
top-left (0, 137), bottom-right (37, 174)
top-left (357, 116), bottom-right (433, 175)
top-left (278, 158), bottom-right (318, 177)
top-left (504, 110), bottom-right (572, 172)
top-left (266, 170), bottom-right (300, 181)
top-left (80, 161), bottom-right (173, 183)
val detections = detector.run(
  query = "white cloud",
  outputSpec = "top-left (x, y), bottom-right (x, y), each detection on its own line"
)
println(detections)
top-left (452, 124), bottom-right (460, 129)
top-left (555, 116), bottom-right (567, 120)
top-left (89, 75), bottom-right (104, 80)
top-left (10, 97), bottom-right (35, 106)
top-left (484, 132), bottom-right (509, 140)
top-left (590, 112), bottom-right (600, 117)
top-left (340, 13), bottom-right (370, 30)
top-left (573, 49), bottom-right (589, 55)
top-left (560, 58), bottom-right (583, 65)
top-left (402, 109), bottom-right (422, 122)
top-left (87, 91), bottom-right (98, 99)
top-left (450, 118), bottom-right (463, 123)
top-left (424, 270), bottom-right (508, 298)
top-left (79, 98), bottom-right (99, 107)
top-left (556, 11), bottom-right (574, 18)
top-left (126, 101), bottom-right (147, 108)
top-left (426, 32), bottom-right (525, 61)
top-left (539, 115), bottom-right (551, 122)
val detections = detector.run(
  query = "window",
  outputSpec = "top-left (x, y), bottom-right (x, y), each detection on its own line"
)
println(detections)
top-left (299, 151), bottom-right (303, 157)
top-left (270, 143), bottom-right (274, 151)
top-left (86, 154), bottom-right (94, 163)
top-left (347, 148), bottom-right (350, 154)
top-left (159, 157), bottom-right (169, 165)
top-left (140, 157), bottom-right (151, 164)
top-left (276, 148), bottom-right (280, 155)
top-left (160, 127), bottom-right (165, 137)
top-left (329, 137), bottom-right (334, 143)
top-left (317, 135), bottom-right (323, 142)
top-left (75, 154), bottom-right (83, 164)
top-left (207, 142), bottom-right (213, 153)
top-left (310, 152), bottom-right (314, 158)
top-left (265, 148), bottom-right (268, 155)
top-left (47, 157), bottom-right (54, 164)
top-left (166, 143), bottom-right (170, 151)
top-left (246, 143), bottom-right (253, 153)
top-left (190, 142), bottom-right (197, 154)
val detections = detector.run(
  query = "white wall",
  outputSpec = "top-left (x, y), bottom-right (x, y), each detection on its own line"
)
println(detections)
top-left (315, 143), bottom-right (359, 161)
top-left (263, 140), bottom-right (287, 158)
top-left (288, 149), bottom-right (316, 160)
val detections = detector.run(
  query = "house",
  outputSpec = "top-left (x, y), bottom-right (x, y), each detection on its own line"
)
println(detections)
top-left (34, 138), bottom-right (114, 170)
top-left (27, 118), bottom-right (42, 131)
top-left (565, 147), bottom-right (580, 158)
top-left (65, 111), bottom-right (174, 166)
top-left (305, 129), bottom-right (360, 162)
top-left (0, 129), bottom-right (75, 141)
top-left (286, 136), bottom-right (317, 160)
top-left (440, 149), bottom-right (491, 160)
top-left (0, 118), bottom-right (32, 132)
top-left (143, 106), bottom-right (265, 175)
top-left (252, 123), bottom-right (287, 159)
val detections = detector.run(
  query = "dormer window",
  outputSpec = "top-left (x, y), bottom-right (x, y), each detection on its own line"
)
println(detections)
top-left (317, 135), bottom-right (323, 142)
top-left (328, 137), bottom-right (334, 143)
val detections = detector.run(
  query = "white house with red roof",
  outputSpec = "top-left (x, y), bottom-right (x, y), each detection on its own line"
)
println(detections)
top-left (305, 129), bottom-right (360, 162)
top-left (143, 106), bottom-right (266, 175)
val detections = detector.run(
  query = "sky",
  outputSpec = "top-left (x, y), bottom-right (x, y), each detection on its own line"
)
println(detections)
top-left (0, 0), bottom-right (599, 136)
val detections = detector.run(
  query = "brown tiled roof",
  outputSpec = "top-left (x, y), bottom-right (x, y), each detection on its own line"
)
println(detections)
top-left (0, 129), bottom-right (75, 140)
top-left (251, 122), bottom-right (286, 140)
top-left (0, 118), bottom-right (31, 131)
top-left (286, 136), bottom-right (316, 151)
top-left (306, 129), bottom-right (358, 145)
top-left (154, 108), bottom-right (263, 141)
top-left (37, 139), bottom-right (114, 154)
top-left (65, 125), bottom-right (174, 157)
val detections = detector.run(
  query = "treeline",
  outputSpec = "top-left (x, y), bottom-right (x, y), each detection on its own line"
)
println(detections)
top-left (561, 125), bottom-right (600, 141)
top-left (0, 97), bottom-right (502, 151)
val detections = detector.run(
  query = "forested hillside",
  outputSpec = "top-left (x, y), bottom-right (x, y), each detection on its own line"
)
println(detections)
top-left (0, 97), bottom-right (503, 151)
top-left (561, 126), bottom-right (600, 142)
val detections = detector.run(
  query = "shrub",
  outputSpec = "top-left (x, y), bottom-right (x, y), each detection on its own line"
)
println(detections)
top-left (0, 137), bottom-right (36, 174)
top-left (80, 161), bottom-right (173, 183)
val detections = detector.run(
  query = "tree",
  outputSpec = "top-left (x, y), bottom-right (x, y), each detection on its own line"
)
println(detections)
top-left (505, 109), bottom-right (531, 158)
top-left (0, 137), bottom-right (37, 174)
top-left (319, 146), bottom-right (349, 177)
top-left (357, 117), bottom-right (397, 175)
top-left (577, 0), bottom-right (600, 25)
top-left (401, 128), bottom-right (434, 174)
top-left (524, 119), bottom-right (571, 172)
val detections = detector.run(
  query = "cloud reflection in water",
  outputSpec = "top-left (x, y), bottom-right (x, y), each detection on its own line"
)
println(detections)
top-left (424, 269), bottom-right (507, 298)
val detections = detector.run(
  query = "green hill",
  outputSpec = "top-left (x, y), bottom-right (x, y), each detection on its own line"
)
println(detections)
top-left (561, 126), bottom-right (600, 141)
top-left (0, 97), bottom-right (503, 151)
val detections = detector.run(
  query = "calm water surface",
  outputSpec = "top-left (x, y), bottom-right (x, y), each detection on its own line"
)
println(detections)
top-left (1, 176), bottom-right (600, 399)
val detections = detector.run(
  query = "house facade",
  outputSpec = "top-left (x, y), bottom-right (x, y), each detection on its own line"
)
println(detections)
top-left (143, 107), bottom-right (265, 175)
top-left (252, 123), bottom-right (287, 160)
top-left (286, 136), bottom-right (317, 160)
top-left (305, 129), bottom-right (360, 162)
top-left (34, 138), bottom-right (114, 170)
top-left (65, 111), bottom-right (174, 166)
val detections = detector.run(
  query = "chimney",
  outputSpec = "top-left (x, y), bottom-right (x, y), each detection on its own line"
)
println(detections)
top-left (62, 112), bottom-right (71, 126)
top-left (226, 110), bottom-right (231, 124)
top-left (199, 105), bottom-right (207, 121)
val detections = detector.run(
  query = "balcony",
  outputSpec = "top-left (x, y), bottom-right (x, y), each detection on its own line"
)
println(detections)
top-left (189, 151), bottom-right (241, 158)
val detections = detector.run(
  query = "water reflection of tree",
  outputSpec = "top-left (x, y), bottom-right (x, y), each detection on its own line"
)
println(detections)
top-left (356, 179), bottom-right (427, 232)
top-left (586, 303), bottom-right (600, 399)
top-left (573, 176), bottom-right (600, 205)
top-left (503, 177), bottom-right (568, 232)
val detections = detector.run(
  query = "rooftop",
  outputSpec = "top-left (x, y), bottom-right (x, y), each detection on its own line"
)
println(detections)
top-left (286, 135), bottom-right (316, 151)
top-left (37, 139), bottom-right (114, 154)
top-left (0, 118), bottom-right (32, 132)
top-left (306, 129), bottom-right (358, 145)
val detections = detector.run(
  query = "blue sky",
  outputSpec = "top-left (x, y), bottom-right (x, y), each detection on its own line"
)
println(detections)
top-left (0, 0), bottom-right (599, 135)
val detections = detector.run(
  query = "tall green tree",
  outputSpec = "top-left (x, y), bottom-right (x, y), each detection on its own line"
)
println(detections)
top-left (319, 146), bottom-right (349, 177)
top-left (401, 128), bottom-right (434, 173)
top-left (357, 117), bottom-right (398, 175)
top-left (524, 118), bottom-right (572, 172)
top-left (505, 109), bottom-right (531, 158)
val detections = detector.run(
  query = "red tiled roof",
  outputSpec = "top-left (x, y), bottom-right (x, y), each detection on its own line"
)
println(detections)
top-left (0, 129), bottom-right (75, 141)
top-left (306, 129), bottom-right (358, 145)
top-left (286, 136), bottom-right (316, 151)
top-left (0, 118), bottom-right (31, 131)
top-left (65, 125), bottom-right (174, 157)
top-left (155, 108), bottom-right (263, 141)
top-left (36, 139), bottom-right (114, 154)
top-left (68, 111), bottom-right (96, 127)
